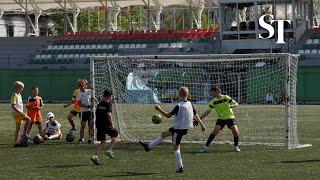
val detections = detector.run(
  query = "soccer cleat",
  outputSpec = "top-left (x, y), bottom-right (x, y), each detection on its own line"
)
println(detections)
top-left (90, 155), bottom-right (100, 165)
top-left (105, 149), bottom-right (115, 159)
top-left (138, 140), bottom-right (150, 152)
top-left (70, 127), bottom-right (77, 131)
top-left (198, 146), bottom-right (209, 153)
top-left (78, 139), bottom-right (84, 144)
top-left (234, 146), bottom-right (241, 152)
top-left (13, 143), bottom-right (22, 148)
top-left (176, 167), bottom-right (184, 173)
top-left (88, 140), bottom-right (92, 144)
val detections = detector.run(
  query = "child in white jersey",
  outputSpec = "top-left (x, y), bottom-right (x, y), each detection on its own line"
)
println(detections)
top-left (44, 112), bottom-right (62, 140)
top-left (139, 86), bottom-right (206, 173)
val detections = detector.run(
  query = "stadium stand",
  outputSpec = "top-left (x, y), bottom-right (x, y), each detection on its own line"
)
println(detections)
top-left (0, 37), bottom-right (53, 69)
top-left (31, 28), bottom-right (218, 65)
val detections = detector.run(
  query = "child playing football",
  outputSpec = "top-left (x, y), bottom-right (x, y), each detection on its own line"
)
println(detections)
top-left (44, 112), bottom-right (62, 140)
top-left (26, 86), bottom-right (44, 139)
top-left (64, 79), bottom-right (82, 131)
top-left (139, 87), bottom-right (206, 173)
top-left (77, 79), bottom-right (94, 144)
top-left (11, 81), bottom-right (31, 147)
top-left (90, 90), bottom-right (120, 165)
top-left (198, 87), bottom-right (241, 153)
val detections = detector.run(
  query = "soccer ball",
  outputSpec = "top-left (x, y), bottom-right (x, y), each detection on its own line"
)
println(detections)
top-left (152, 114), bottom-right (162, 124)
top-left (33, 134), bottom-right (42, 145)
top-left (19, 134), bottom-right (30, 147)
top-left (66, 131), bottom-right (75, 142)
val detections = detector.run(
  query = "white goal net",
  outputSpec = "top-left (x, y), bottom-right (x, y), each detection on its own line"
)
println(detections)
top-left (91, 54), bottom-right (309, 149)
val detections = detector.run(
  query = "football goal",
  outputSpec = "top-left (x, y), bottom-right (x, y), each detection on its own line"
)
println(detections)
top-left (90, 54), bottom-right (311, 149)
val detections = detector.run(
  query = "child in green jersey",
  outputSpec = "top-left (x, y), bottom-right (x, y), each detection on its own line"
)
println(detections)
top-left (198, 86), bottom-right (240, 153)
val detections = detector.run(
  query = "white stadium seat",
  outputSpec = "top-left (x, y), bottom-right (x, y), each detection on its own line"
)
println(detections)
top-left (63, 54), bottom-right (68, 59)
top-left (91, 44), bottom-right (96, 49)
top-left (35, 55), bottom-right (41, 60)
top-left (74, 54), bottom-right (80, 59)
top-left (68, 54), bottom-right (74, 59)
top-left (74, 45), bottom-right (80, 49)
top-left (124, 44), bottom-right (130, 48)
top-left (52, 45), bottom-right (58, 50)
top-left (108, 44), bottom-right (113, 49)
top-left (141, 44), bottom-right (147, 48)
top-left (298, 50), bottom-right (304, 54)
top-left (80, 45), bottom-right (85, 49)
top-left (306, 39), bottom-right (313, 44)
top-left (176, 42), bottom-right (183, 48)
top-left (130, 44), bottom-right (136, 48)
top-left (314, 39), bottom-right (319, 44)
top-left (304, 49), bottom-right (311, 54)
top-left (47, 45), bottom-right (52, 50)
top-left (136, 44), bottom-right (141, 48)
top-left (85, 45), bottom-right (91, 49)
top-left (102, 44), bottom-right (108, 49)
top-left (47, 54), bottom-right (52, 59)
top-left (69, 45), bottom-right (74, 50)
top-left (96, 44), bottom-right (102, 49)
top-left (311, 49), bottom-right (318, 54)
top-left (158, 43), bottom-right (163, 48)
top-left (63, 45), bottom-right (69, 49)
top-left (119, 44), bottom-right (124, 49)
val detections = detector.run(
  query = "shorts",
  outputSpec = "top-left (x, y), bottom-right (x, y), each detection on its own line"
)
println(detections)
top-left (12, 112), bottom-right (25, 125)
top-left (216, 119), bottom-right (236, 130)
top-left (96, 128), bottom-right (119, 141)
top-left (169, 127), bottom-right (188, 145)
top-left (70, 110), bottom-right (81, 117)
top-left (28, 112), bottom-right (42, 124)
top-left (81, 111), bottom-right (92, 122)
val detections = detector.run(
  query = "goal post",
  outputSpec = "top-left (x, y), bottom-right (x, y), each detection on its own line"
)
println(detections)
top-left (90, 54), bottom-right (311, 149)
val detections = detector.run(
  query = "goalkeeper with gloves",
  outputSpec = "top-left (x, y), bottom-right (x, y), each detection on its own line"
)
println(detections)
top-left (197, 86), bottom-right (241, 153)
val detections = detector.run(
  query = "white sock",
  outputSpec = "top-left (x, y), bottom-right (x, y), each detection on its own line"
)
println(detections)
top-left (48, 134), bottom-right (61, 140)
top-left (148, 135), bottom-right (163, 149)
top-left (174, 150), bottom-right (183, 169)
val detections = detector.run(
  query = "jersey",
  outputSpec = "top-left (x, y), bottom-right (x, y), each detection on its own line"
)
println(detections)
top-left (72, 89), bottom-right (80, 112)
top-left (207, 94), bottom-right (237, 120)
top-left (95, 100), bottom-right (112, 129)
top-left (11, 93), bottom-right (23, 113)
top-left (45, 120), bottom-right (61, 134)
top-left (170, 101), bottom-right (196, 129)
top-left (26, 96), bottom-right (44, 121)
top-left (76, 89), bottom-right (92, 112)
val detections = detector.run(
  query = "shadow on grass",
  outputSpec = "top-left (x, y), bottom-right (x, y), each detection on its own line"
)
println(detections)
top-left (38, 164), bottom-right (93, 168)
top-left (103, 171), bottom-right (159, 178)
top-left (272, 159), bottom-right (320, 164)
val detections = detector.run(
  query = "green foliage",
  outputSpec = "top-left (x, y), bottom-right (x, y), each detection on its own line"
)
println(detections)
top-left (47, 6), bottom-right (218, 35)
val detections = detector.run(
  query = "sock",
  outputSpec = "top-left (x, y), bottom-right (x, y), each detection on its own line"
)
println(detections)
top-left (48, 134), bottom-right (61, 140)
top-left (205, 133), bottom-right (216, 147)
top-left (148, 135), bottom-right (163, 149)
top-left (70, 121), bottom-right (75, 128)
top-left (174, 151), bottom-right (183, 169)
top-left (234, 136), bottom-right (239, 146)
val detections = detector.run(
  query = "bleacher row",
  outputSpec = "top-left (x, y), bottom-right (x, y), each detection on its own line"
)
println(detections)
top-left (298, 28), bottom-right (320, 56)
top-left (58, 28), bottom-right (217, 43)
top-left (31, 29), bottom-right (214, 64)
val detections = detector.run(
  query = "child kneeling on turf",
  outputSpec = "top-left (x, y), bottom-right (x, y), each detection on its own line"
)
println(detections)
top-left (91, 89), bottom-right (120, 165)
top-left (139, 86), bottom-right (206, 173)
top-left (44, 112), bottom-right (62, 140)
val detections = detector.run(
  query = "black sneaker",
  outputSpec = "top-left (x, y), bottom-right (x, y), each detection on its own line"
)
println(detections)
top-left (176, 167), bottom-right (184, 173)
top-left (88, 140), bottom-right (92, 144)
top-left (78, 139), bottom-right (84, 144)
top-left (139, 140), bottom-right (150, 152)
top-left (71, 126), bottom-right (77, 131)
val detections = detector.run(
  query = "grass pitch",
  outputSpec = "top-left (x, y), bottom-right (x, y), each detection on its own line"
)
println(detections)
top-left (0, 104), bottom-right (319, 180)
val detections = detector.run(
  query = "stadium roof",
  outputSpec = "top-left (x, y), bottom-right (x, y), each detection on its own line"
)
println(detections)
top-left (0, 0), bottom-right (218, 12)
